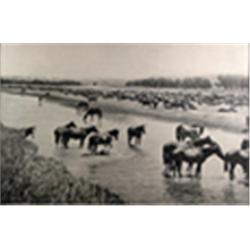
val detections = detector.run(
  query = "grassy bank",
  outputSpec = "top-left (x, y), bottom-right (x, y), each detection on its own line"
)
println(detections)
top-left (0, 123), bottom-right (125, 204)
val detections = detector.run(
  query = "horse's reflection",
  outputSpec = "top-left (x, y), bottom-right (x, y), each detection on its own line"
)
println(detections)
top-left (164, 178), bottom-right (204, 204)
top-left (222, 183), bottom-right (237, 204)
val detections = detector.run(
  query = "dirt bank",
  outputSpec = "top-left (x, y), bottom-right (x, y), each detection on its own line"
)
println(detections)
top-left (0, 123), bottom-right (125, 204)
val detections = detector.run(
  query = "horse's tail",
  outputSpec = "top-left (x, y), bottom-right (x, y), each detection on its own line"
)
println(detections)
top-left (199, 126), bottom-right (205, 136)
top-left (176, 125), bottom-right (182, 141)
top-left (83, 112), bottom-right (88, 122)
top-left (54, 130), bottom-right (60, 145)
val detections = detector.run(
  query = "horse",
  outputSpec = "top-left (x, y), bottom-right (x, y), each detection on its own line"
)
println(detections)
top-left (224, 149), bottom-right (249, 181)
top-left (83, 108), bottom-right (102, 123)
top-left (87, 129), bottom-right (119, 154)
top-left (241, 138), bottom-right (249, 150)
top-left (38, 92), bottom-right (50, 106)
top-left (23, 126), bottom-right (36, 138)
top-left (54, 121), bottom-right (77, 146)
top-left (76, 101), bottom-right (89, 112)
top-left (162, 136), bottom-right (216, 178)
top-left (218, 106), bottom-right (237, 113)
top-left (61, 126), bottom-right (99, 148)
top-left (162, 139), bottom-right (224, 178)
top-left (127, 125), bottom-right (146, 147)
top-left (176, 124), bottom-right (205, 141)
top-left (38, 95), bottom-right (43, 106)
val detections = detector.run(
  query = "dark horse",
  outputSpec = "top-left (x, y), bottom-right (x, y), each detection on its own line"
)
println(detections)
top-left (83, 108), bottom-right (102, 123)
top-left (162, 137), bottom-right (224, 178)
top-left (54, 121), bottom-right (77, 146)
top-left (61, 126), bottom-right (99, 148)
top-left (176, 124), bottom-right (205, 141)
top-left (241, 138), bottom-right (249, 150)
top-left (87, 129), bottom-right (119, 154)
top-left (162, 136), bottom-right (215, 177)
top-left (76, 101), bottom-right (89, 112)
top-left (127, 125), bottom-right (146, 147)
top-left (23, 126), bottom-right (36, 138)
top-left (224, 149), bottom-right (249, 181)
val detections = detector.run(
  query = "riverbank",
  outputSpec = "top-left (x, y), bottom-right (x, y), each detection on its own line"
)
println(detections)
top-left (2, 88), bottom-right (248, 134)
top-left (0, 123), bottom-right (125, 204)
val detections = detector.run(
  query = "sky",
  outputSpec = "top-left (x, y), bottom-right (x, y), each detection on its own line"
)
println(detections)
top-left (1, 44), bottom-right (248, 80)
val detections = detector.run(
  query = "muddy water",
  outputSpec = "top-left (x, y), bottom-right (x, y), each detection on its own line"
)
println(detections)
top-left (1, 93), bottom-right (248, 204)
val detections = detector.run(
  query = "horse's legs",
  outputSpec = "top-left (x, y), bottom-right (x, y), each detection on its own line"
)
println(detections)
top-left (229, 163), bottom-right (236, 180)
top-left (163, 164), bottom-right (172, 178)
top-left (62, 137), bottom-right (69, 149)
top-left (187, 162), bottom-right (193, 177)
top-left (176, 160), bottom-right (183, 178)
top-left (195, 163), bottom-right (203, 178)
top-left (128, 135), bottom-right (132, 146)
top-left (92, 144), bottom-right (98, 154)
top-left (79, 138), bottom-right (84, 148)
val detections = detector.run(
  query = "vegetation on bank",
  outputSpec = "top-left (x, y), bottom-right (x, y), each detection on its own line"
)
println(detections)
top-left (126, 75), bottom-right (249, 89)
top-left (1, 124), bottom-right (125, 204)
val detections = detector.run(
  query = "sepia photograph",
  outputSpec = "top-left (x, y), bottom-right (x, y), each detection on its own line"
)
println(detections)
top-left (0, 44), bottom-right (249, 205)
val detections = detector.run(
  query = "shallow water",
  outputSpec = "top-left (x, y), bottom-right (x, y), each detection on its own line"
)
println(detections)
top-left (1, 92), bottom-right (248, 204)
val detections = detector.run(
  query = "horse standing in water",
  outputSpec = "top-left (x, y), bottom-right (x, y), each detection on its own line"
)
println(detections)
top-left (76, 101), bottom-right (89, 114)
top-left (54, 121), bottom-right (77, 146)
top-left (87, 129), bottom-right (119, 154)
top-left (83, 108), bottom-right (103, 123)
top-left (61, 126), bottom-right (99, 149)
top-left (176, 124), bottom-right (204, 141)
top-left (38, 92), bottom-right (50, 106)
top-left (162, 137), bottom-right (224, 178)
top-left (23, 126), bottom-right (36, 138)
top-left (224, 139), bottom-right (249, 181)
top-left (224, 150), bottom-right (249, 181)
top-left (127, 125), bottom-right (146, 147)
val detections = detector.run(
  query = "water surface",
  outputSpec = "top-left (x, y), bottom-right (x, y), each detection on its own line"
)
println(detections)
top-left (1, 93), bottom-right (248, 204)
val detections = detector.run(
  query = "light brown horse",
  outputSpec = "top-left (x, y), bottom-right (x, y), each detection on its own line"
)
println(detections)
top-left (176, 124), bottom-right (205, 141)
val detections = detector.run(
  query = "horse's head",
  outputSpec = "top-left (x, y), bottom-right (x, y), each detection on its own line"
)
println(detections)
top-left (202, 143), bottom-right (224, 160)
top-left (191, 123), bottom-right (205, 135)
top-left (241, 138), bottom-right (249, 150)
top-left (109, 129), bottom-right (119, 140)
top-left (66, 121), bottom-right (77, 128)
top-left (140, 125), bottom-right (146, 134)
top-left (24, 126), bottom-right (36, 138)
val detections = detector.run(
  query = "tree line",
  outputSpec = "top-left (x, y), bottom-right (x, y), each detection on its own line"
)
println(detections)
top-left (126, 75), bottom-right (248, 89)
top-left (0, 77), bottom-right (81, 86)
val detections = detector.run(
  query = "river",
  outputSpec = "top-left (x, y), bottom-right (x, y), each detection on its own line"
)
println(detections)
top-left (1, 92), bottom-right (248, 204)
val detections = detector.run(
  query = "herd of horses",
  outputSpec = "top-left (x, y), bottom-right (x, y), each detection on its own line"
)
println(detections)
top-left (163, 124), bottom-right (249, 182)
top-left (18, 92), bottom-right (249, 184)
top-left (53, 115), bottom-right (146, 154)
top-left (7, 83), bottom-right (248, 113)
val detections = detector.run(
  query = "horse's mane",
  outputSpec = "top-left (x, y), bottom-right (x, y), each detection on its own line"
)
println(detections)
top-left (65, 121), bottom-right (76, 128)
